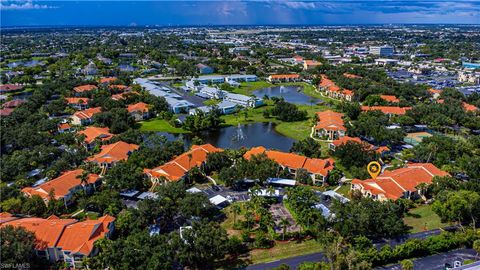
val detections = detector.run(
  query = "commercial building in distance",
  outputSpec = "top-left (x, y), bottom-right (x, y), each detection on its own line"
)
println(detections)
top-left (369, 45), bottom-right (394, 56)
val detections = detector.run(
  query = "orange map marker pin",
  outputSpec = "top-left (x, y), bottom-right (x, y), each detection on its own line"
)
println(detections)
top-left (367, 161), bottom-right (381, 179)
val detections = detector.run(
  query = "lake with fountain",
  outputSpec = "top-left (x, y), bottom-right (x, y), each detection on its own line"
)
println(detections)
top-left (156, 122), bottom-right (295, 151)
top-left (252, 85), bottom-right (321, 105)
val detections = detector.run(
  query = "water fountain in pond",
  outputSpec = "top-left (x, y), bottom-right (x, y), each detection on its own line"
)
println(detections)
top-left (232, 123), bottom-right (246, 142)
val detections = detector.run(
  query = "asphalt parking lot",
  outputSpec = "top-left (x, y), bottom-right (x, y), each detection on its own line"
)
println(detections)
top-left (270, 203), bottom-right (300, 233)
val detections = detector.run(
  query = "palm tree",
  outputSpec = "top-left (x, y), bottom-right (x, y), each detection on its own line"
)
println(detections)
top-left (231, 203), bottom-right (241, 227)
top-left (279, 218), bottom-right (290, 240)
top-left (266, 185), bottom-right (275, 197)
top-left (77, 171), bottom-right (89, 192)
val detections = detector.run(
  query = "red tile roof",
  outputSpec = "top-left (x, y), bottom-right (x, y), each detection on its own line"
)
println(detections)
top-left (463, 102), bottom-right (478, 112)
top-left (380, 95), bottom-right (400, 103)
top-left (352, 163), bottom-right (449, 200)
top-left (343, 73), bottom-right (362, 79)
top-left (55, 215), bottom-right (115, 255)
top-left (108, 84), bottom-right (130, 91)
top-left (0, 84), bottom-right (24, 92)
top-left (361, 106), bottom-right (411, 115)
top-left (1, 215), bottom-right (114, 255)
top-left (77, 126), bottom-right (113, 144)
top-left (65, 97), bottom-right (90, 105)
top-left (21, 169), bottom-right (100, 201)
top-left (244, 147), bottom-right (334, 176)
top-left (111, 92), bottom-right (138, 101)
top-left (0, 212), bottom-right (19, 224)
top-left (145, 144), bottom-right (222, 181)
top-left (87, 141), bottom-right (139, 164)
top-left (331, 136), bottom-right (389, 154)
top-left (127, 102), bottom-right (149, 113)
top-left (428, 88), bottom-right (442, 95)
top-left (319, 74), bottom-right (353, 97)
top-left (2, 99), bottom-right (26, 108)
top-left (315, 110), bottom-right (346, 131)
top-left (99, 77), bottom-right (118, 84)
top-left (304, 60), bottom-right (321, 66)
top-left (73, 107), bottom-right (101, 120)
top-left (0, 108), bottom-right (14, 116)
top-left (319, 75), bottom-right (341, 92)
top-left (1, 217), bottom-right (77, 249)
top-left (58, 123), bottom-right (71, 131)
top-left (73, 85), bottom-right (98, 93)
top-left (331, 136), bottom-right (362, 147)
top-left (269, 74), bottom-right (301, 79)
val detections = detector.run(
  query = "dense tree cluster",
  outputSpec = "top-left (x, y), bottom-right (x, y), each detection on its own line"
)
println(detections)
top-left (86, 182), bottom-right (236, 269)
top-left (268, 99), bottom-right (308, 122)
top-left (183, 108), bottom-right (225, 132)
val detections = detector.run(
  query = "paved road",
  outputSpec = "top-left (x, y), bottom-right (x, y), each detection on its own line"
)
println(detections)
top-left (246, 227), bottom-right (458, 270)
top-left (377, 248), bottom-right (477, 270)
top-left (246, 252), bottom-right (326, 270)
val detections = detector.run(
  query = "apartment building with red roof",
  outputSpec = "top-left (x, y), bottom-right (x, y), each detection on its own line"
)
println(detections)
top-left (71, 107), bottom-right (101, 125)
top-left (244, 146), bottom-right (335, 185)
top-left (58, 123), bottom-right (72, 133)
top-left (343, 73), bottom-right (362, 79)
top-left (315, 110), bottom-right (346, 140)
top-left (361, 106), bottom-right (411, 116)
top-left (73, 84), bottom-right (98, 95)
top-left (0, 108), bottom-right (14, 116)
top-left (144, 144), bottom-right (222, 185)
top-left (108, 84), bottom-right (130, 92)
top-left (303, 60), bottom-right (321, 70)
top-left (267, 74), bottom-right (301, 83)
top-left (351, 163), bottom-right (449, 201)
top-left (65, 97), bottom-right (90, 110)
top-left (380, 95), bottom-right (400, 103)
top-left (463, 102), bottom-right (478, 112)
top-left (328, 136), bottom-right (390, 155)
top-left (293, 55), bottom-right (304, 64)
top-left (21, 169), bottom-right (101, 205)
top-left (77, 126), bottom-right (113, 148)
top-left (2, 99), bottom-right (26, 108)
top-left (127, 102), bottom-right (151, 121)
top-left (318, 74), bottom-right (354, 101)
top-left (87, 141), bottom-right (139, 168)
top-left (1, 214), bottom-right (114, 268)
top-left (0, 84), bottom-right (24, 93)
top-left (99, 77), bottom-right (118, 85)
top-left (111, 91), bottom-right (138, 101)
top-left (428, 88), bottom-right (442, 99)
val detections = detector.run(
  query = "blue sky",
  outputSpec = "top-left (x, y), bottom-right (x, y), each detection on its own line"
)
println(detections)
top-left (1, 1), bottom-right (479, 27)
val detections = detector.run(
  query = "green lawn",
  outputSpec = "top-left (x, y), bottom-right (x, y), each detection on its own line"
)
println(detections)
top-left (335, 183), bottom-right (352, 197)
top-left (139, 118), bottom-right (189, 133)
top-left (249, 239), bottom-right (324, 264)
top-left (229, 81), bottom-right (275, 95)
top-left (404, 204), bottom-right (449, 233)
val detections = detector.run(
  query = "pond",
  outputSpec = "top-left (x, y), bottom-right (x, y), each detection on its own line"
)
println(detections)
top-left (155, 122), bottom-right (295, 152)
top-left (252, 85), bottom-right (321, 105)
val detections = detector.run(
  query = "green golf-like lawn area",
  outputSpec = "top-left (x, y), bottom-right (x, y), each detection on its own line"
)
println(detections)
top-left (403, 204), bottom-right (450, 233)
top-left (139, 118), bottom-right (189, 133)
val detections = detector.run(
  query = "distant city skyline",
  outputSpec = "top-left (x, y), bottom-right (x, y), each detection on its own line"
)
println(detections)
top-left (1, 0), bottom-right (479, 27)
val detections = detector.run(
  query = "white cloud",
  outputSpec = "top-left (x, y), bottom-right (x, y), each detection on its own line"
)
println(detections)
top-left (283, 1), bottom-right (317, 10)
top-left (0, 0), bottom-right (57, 10)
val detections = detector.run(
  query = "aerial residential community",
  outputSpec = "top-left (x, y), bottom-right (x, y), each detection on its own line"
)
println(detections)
top-left (1, 1), bottom-right (480, 270)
